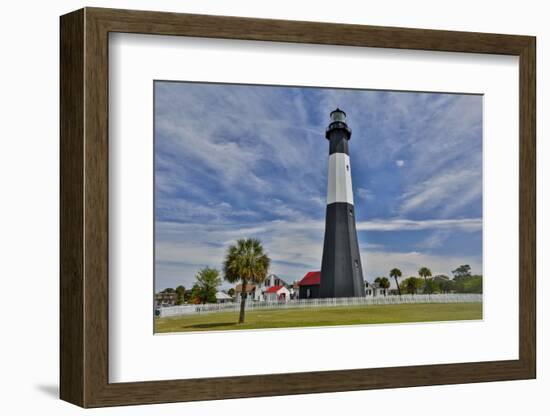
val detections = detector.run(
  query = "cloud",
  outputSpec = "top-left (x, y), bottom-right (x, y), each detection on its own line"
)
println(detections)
top-left (398, 160), bottom-right (482, 217)
top-left (356, 187), bottom-right (375, 201)
top-left (356, 218), bottom-right (482, 232)
top-left (395, 160), bottom-right (405, 167)
top-left (415, 230), bottom-right (452, 249)
top-left (154, 82), bottom-right (328, 225)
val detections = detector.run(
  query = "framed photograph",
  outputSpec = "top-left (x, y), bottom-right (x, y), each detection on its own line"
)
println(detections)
top-left (60, 7), bottom-right (536, 408)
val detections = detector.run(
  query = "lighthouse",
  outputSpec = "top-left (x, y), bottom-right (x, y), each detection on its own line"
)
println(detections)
top-left (319, 109), bottom-right (365, 298)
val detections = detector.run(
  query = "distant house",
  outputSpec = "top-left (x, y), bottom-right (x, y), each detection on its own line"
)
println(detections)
top-left (215, 291), bottom-right (233, 303)
top-left (154, 292), bottom-right (177, 307)
top-left (262, 274), bottom-right (287, 289)
top-left (264, 285), bottom-right (290, 302)
top-left (298, 271), bottom-right (321, 299)
top-left (365, 281), bottom-right (388, 297)
top-left (260, 274), bottom-right (291, 301)
top-left (233, 274), bottom-right (308, 301)
top-left (234, 274), bottom-right (290, 302)
top-left (235, 284), bottom-right (261, 301)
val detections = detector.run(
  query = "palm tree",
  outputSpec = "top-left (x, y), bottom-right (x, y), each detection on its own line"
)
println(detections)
top-left (389, 268), bottom-right (402, 296)
top-left (418, 267), bottom-right (432, 285)
top-left (223, 238), bottom-right (271, 324)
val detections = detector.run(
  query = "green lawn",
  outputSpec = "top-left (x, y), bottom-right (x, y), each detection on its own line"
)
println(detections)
top-left (155, 302), bottom-right (482, 333)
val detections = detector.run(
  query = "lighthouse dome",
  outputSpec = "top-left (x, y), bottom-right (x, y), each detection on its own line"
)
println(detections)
top-left (330, 108), bottom-right (347, 123)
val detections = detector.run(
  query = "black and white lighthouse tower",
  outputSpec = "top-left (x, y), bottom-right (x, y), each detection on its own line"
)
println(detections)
top-left (319, 109), bottom-right (365, 298)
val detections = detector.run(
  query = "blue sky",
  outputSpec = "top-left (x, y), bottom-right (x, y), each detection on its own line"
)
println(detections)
top-left (154, 81), bottom-right (483, 291)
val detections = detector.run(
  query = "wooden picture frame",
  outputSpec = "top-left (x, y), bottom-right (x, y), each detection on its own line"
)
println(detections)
top-left (60, 7), bottom-right (536, 408)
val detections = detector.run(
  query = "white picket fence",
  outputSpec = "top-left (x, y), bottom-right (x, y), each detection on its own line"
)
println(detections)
top-left (157, 293), bottom-right (482, 318)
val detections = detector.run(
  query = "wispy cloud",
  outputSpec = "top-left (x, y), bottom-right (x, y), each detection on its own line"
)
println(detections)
top-left (398, 157), bottom-right (482, 217)
top-left (356, 187), bottom-right (375, 201)
top-left (356, 218), bottom-right (481, 232)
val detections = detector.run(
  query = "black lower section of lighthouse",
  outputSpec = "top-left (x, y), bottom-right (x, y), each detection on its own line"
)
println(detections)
top-left (319, 108), bottom-right (365, 298)
top-left (320, 202), bottom-right (365, 298)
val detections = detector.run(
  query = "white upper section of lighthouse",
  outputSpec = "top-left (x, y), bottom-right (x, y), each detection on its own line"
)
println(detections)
top-left (327, 153), bottom-right (354, 205)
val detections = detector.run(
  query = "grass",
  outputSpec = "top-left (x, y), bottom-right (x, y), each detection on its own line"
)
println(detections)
top-left (154, 302), bottom-right (482, 333)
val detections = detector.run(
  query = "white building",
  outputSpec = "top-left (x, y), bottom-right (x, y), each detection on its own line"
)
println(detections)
top-left (260, 274), bottom-right (290, 301)
top-left (263, 285), bottom-right (291, 302)
top-left (234, 284), bottom-right (262, 301)
top-left (233, 274), bottom-right (291, 302)
top-left (365, 281), bottom-right (389, 297)
top-left (215, 291), bottom-right (233, 303)
top-left (261, 274), bottom-right (287, 289)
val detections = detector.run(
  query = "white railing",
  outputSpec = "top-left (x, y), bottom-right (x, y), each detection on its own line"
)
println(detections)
top-left (157, 293), bottom-right (482, 317)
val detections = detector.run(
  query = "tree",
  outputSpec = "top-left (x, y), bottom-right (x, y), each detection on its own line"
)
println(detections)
top-left (401, 276), bottom-right (423, 294)
top-left (423, 278), bottom-right (437, 294)
top-left (188, 284), bottom-right (201, 304)
top-left (375, 277), bottom-right (390, 295)
top-left (418, 266), bottom-right (432, 285)
top-left (389, 268), bottom-right (402, 296)
top-left (454, 275), bottom-right (483, 293)
top-left (406, 277), bottom-right (418, 294)
top-left (438, 279), bottom-right (455, 293)
top-left (161, 287), bottom-right (175, 293)
top-left (227, 288), bottom-right (235, 297)
top-left (191, 267), bottom-right (221, 304)
top-left (175, 285), bottom-right (186, 305)
top-left (223, 238), bottom-right (270, 324)
top-left (452, 264), bottom-right (472, 279)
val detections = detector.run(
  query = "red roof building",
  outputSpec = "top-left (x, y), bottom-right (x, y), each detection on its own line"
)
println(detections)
top-left (298, 271), bottom-right (321, 299)
top-left (298, 271), bottom-right (321, 286)
top-left (263, 285), bottom-right (290, 302)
